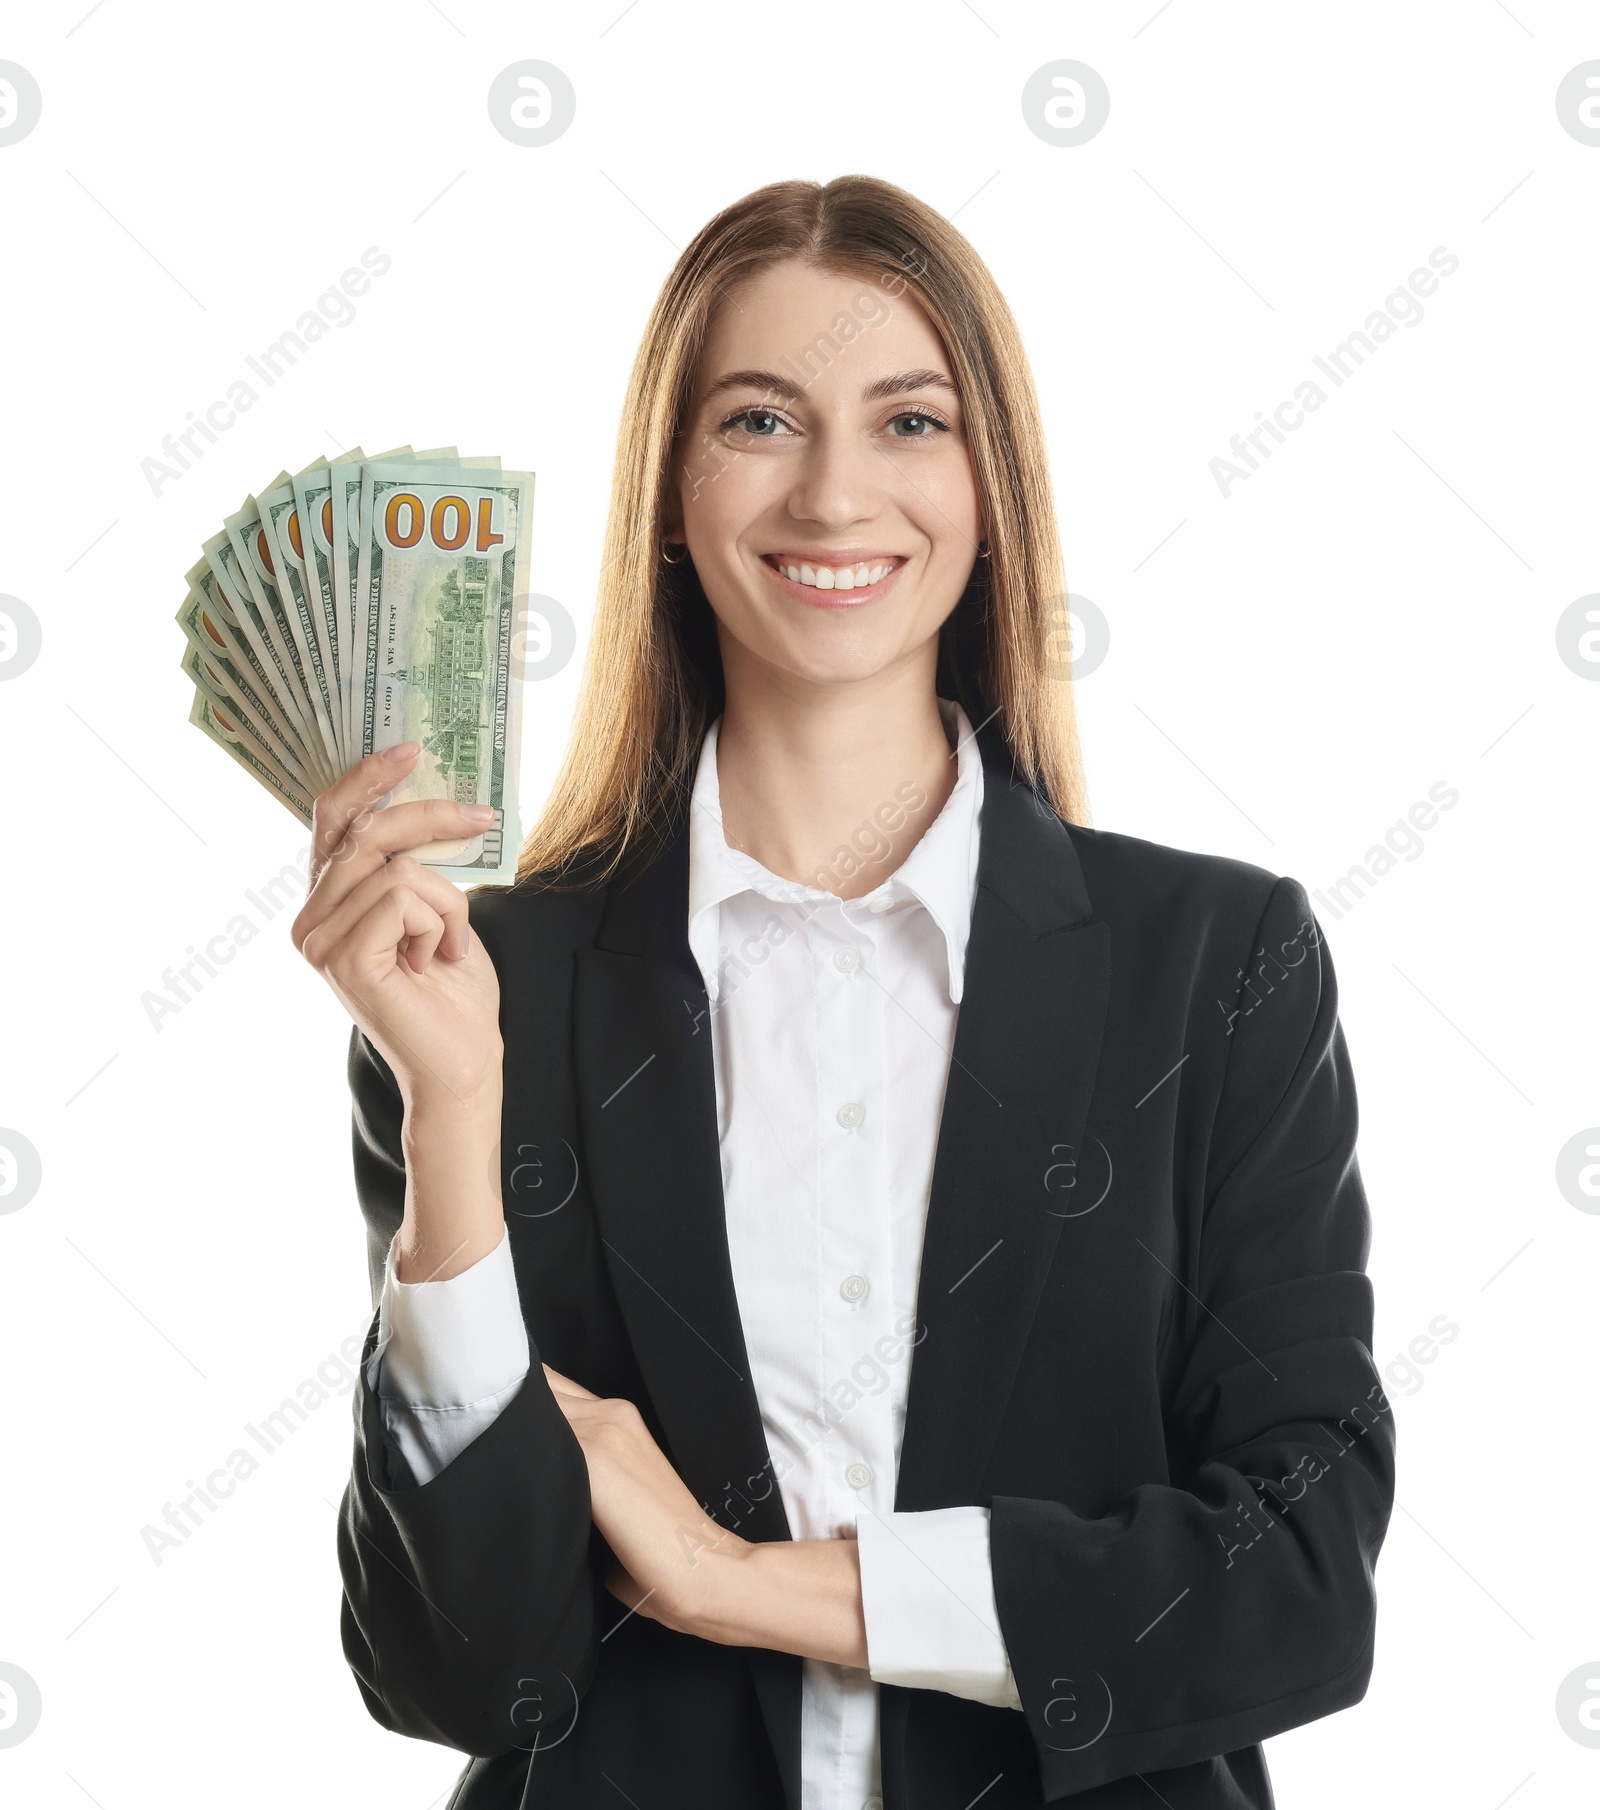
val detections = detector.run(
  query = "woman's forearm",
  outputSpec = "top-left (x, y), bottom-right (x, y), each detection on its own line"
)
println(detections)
top-left (690, 1535), bottom-right (869, 1670)
top-left (397, 1087), bottom-right (506, 1283)
top-left (543, 1361), bottom-right (873, 1669)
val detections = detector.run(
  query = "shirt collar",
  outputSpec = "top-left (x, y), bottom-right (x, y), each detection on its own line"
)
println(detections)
top-left (687, 698), bottom-right (984, 1005)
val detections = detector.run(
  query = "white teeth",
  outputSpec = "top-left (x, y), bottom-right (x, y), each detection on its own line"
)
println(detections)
top-left (777, 558), bottom-right (896, 589)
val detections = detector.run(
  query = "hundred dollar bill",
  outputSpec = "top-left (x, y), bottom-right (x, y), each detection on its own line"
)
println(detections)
top-left (231, 487), bottom-right (341, 779)
top-left (184, 446), bottom-right (530, 872)
top-left (223, 496), bottom-right (307, 711)
top-left (177, 586), bottom-right (316, 786)
top-left (182, 557), bottom-right (308, 757)
top-left (259, 478), bottom-right (342, 769)
top-left (190, 692), bottom-right (313, 823)
top-left (200, 530), bottom-right (323, 774)
top-left (329, 444), bottom-right (416, 758)
top-left (292, 452), bottom-right (360, 773)
top-left (355, 459), bottom-right (532, 878)
top-left (183, 641), bottom-right (312, 803)
top-left (326, 448), bottom-right (492, 759)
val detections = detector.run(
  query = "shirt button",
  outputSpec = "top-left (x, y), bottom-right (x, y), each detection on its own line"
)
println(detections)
top-left (839, 1272), bottom-right (869, 1303)
top-left (836, 1101), bottom-right (865, 1130)
top-left (845, 1461), bottom-right (874, 1490)
top-left (833, 946), bottom-right (860, 973)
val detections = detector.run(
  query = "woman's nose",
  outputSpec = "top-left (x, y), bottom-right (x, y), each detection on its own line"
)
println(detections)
top-left (786, 424), bottom-right (881, 529)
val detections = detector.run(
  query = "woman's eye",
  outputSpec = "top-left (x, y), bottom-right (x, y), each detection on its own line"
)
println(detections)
top-left (726, 408), bottom-right (792, 436)
top-left (886, 411), bottom-right (948, 438)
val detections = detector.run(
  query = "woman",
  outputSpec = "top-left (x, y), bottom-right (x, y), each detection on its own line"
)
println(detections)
top-left (296, 176), bottom-right (1393, 1809)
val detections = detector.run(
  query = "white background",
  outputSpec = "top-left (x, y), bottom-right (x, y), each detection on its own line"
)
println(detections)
top-left (1, 2), bottom-right (1597, 1805)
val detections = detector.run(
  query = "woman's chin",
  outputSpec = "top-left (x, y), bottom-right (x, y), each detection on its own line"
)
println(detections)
top-left (715, 605), bottom-right (940, 693)
top-left (755, 637), bottom-right (926, 694)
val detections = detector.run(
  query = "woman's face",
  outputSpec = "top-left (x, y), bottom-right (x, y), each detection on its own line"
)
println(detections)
top-left (671, 259), bottom-right (983, 693)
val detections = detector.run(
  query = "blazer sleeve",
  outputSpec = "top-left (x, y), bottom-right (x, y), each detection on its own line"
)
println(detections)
top-left (369, 1224), bottom-right (531, 1488)
top-left (989, 874), bottom-right (1395, 1799)
top-left (337, 1026), bottom-right (600, 1759)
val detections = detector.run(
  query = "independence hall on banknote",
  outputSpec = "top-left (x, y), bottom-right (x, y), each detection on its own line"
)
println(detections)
top-left (394, 556), bottom-right (489, 802)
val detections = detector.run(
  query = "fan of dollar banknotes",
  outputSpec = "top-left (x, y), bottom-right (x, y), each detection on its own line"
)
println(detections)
top-left (178, 446), bottom-right (533, 881)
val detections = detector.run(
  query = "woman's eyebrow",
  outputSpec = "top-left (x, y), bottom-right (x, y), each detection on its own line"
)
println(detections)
top-left (702, 368), bottom-right (801, 402)
top-left (860, 368), bottom-right (957, 402)
top-left (701, 366), bottom-right (959, 404)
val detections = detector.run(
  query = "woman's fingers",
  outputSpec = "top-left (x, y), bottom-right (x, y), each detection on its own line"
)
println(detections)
top-left (293, 751), bottom-right (506, 1119)
top-left (319, 888), bottom-right (447, 1002)
top-left (333, 794), bottom-right (495, 866)
top-left (295, 802), bottom-right (487, 952)
top-left (309, 744), bottom-right (494, 875)
top-left (301, 745), bottom-right (495, 954)
top-left (321, 795), bottom-right (493, 885)
top-left (300, 855), bottom-right (468, 973)
top-left (542, 1363), bottom-right (600, 1403)
top-left (311, 743), bottom-right (420, 873)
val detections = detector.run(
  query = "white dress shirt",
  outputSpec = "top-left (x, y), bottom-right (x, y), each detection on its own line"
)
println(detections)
top-left (368, 697), bottom-right (1023, 1810)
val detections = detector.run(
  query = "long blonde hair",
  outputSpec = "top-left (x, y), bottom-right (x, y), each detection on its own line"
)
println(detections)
top-left (515, 174), bottom-right (1088, 886)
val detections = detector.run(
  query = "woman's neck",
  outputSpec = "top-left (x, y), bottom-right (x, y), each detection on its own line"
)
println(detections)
top-left (713, 649), bottom-right (960, 900)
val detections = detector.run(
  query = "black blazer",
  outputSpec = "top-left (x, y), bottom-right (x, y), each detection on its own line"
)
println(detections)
top-left (337, 724), bottom-right (1394, 1809)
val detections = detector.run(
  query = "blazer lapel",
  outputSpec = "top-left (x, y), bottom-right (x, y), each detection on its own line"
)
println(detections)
top-left (573, 817), bottom-right (792, 1540)
top-left (893, 727), bottom-right (1111, 1512)
top-left (572, 815), bottom-right (804, 1809)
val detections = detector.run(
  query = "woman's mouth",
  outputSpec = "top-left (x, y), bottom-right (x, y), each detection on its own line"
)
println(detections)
top-left (760, 553), bottom-right (906, 609)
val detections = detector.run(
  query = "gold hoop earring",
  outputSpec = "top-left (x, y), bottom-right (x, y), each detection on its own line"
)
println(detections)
top-left (661, 540), bottom-right (689, 565)
top-left (977, 541), bottom-right (991, 559)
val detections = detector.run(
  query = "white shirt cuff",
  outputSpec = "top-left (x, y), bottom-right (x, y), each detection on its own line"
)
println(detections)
top-left (365, 1224), bottom-right (531, 1486)
top-left (856, 1506), bottom-right (1023, 1710)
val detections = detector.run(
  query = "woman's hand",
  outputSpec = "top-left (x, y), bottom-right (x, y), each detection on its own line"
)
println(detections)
top-left (540, 1363), bottom-right (749, 1632)
top-left (293, 743), bottom-right (502, 1112)
top-left (293, 744), bottom-right (507, 1281)
top-left (543, 1364), bottom-right (869, 1668)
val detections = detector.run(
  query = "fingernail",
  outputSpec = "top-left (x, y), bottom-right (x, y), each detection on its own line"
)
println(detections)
top-left (464, 804), bottom-right (495, 823)
top-left (383, 741), bottom-right (420, 763)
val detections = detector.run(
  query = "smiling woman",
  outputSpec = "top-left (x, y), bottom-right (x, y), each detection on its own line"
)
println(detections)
top-left (517, 175), bottom-right (1085, 881)
top-left (302, 175), bottom-right (1392, 1810)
